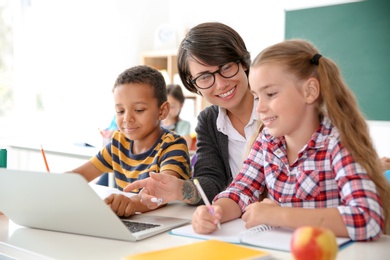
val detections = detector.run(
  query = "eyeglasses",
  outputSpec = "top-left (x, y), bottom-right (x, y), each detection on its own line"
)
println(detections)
top-left (189, 61), bottom-right (240, 89)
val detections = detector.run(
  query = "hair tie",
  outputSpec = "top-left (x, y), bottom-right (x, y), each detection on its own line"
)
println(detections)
top-left (310, 54), bottom-right (322, 65)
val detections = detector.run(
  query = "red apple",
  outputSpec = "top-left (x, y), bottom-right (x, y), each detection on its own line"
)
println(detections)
top-left (290, 226), bottom-right (338, 260)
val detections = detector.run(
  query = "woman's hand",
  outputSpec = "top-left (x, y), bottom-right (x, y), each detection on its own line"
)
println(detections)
top-left (124, 172), bottom-right (183, 207)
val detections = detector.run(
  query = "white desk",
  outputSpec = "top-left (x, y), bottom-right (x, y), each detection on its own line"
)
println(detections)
top-left (0, 187), bottom-right (390, 260)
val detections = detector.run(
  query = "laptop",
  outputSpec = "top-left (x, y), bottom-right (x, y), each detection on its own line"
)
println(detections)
top-left (0, 169), bottom-right (190, 241)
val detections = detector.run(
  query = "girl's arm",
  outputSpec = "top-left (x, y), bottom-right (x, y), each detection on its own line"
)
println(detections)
top-left (243, 200), bottom-right (348, 237)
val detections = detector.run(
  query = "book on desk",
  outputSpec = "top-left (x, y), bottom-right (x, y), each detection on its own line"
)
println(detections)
top-left (123, 239), bottom-right (271, 260)
top-left (170, 218), bottom-right (352, 252)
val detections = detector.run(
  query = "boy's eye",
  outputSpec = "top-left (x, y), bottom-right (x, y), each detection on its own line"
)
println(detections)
top-left (135, 109), bottom-right (145, 113)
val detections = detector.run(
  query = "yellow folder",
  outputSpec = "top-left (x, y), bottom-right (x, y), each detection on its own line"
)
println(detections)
top-left (123, 240), bottom-right (270, 260)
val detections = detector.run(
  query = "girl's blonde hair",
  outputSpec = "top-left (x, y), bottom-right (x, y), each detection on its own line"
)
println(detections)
top-left (251, 39), bottom-right (390, 234)
top-left (243, 120), bottom-right (267, 201)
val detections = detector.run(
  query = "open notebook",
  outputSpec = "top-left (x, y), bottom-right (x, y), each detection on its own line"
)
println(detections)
top-left (171, 218), bottom-right (352, 252)
top-left (0, 169), bottom-right (190, 241)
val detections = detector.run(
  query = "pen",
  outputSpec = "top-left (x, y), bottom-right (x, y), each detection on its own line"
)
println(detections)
top-left (40, 145), bottom-right (50, 173)
top-left (193, 179), bottom-right (221, 229)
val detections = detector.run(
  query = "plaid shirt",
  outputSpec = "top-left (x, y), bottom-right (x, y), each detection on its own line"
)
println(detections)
top-left (215, 116), bottom-right (384, 241)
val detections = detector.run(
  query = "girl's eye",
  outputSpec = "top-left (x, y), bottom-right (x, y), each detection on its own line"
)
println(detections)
top-left (267, 92), bottom-right (277, 97)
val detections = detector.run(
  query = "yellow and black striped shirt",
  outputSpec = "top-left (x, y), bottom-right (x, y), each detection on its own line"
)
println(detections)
top-left (90, 128), bottom-right (191, 191)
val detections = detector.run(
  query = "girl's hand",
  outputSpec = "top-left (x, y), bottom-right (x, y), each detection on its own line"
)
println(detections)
top-left (192, 205), bottom-right (222, 234)
top-left (242, 198), bottom-right (280, 228)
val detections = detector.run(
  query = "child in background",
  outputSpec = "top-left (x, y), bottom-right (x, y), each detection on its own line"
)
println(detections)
top-left (70, 65), bottom-right (191, 217)
top-left (381, 157), bottom-right (390, 182)
top-left (96, 116), bottom-right (118, 187)
top-left (192, 39), bottom-right (390, 241)
top-left (161, 84), bottom-right (192, 148)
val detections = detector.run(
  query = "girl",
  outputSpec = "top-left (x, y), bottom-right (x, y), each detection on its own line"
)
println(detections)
top-left (161, 84), bottom-right (192, 148)
top-left (192, 39), bottom-right (390, 241)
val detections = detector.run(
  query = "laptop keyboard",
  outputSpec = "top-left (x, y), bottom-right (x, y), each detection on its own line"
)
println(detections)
top-left (122, 220), bottom-right (161, 233)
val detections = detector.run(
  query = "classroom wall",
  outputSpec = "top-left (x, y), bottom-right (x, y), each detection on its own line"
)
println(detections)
top-left (2, 0), bottom-right (389, 161)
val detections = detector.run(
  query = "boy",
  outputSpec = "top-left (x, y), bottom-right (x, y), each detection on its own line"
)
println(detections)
top-left (70, 65), bottom-right (191, 217)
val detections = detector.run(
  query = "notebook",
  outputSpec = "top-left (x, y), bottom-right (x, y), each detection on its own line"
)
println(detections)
top-left (0, 169), bottom-right (190, 241)
top-left (123, 240), bottom-right (271, 260)
top-left (171, 218), bottom-right (352, 252)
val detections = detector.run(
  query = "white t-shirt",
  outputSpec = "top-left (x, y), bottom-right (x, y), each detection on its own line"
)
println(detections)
top-left (216, 98), bottom-right (259, 178)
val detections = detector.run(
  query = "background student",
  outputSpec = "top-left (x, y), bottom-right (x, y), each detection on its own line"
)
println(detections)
top-left (192, 39), bottom-right (390, 241)
top-left (161, 84), bottom-right (192, 148)
top-left (382, 157), bottom-right (390, 182)
top-left (96, 115), bottom-right (118, 187)
top-left (125, 22), bottom-right (260, 208)
top-left (70, 65), bottom-right (191, 217)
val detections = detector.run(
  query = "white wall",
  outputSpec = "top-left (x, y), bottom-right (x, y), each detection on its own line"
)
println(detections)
top-left (2, 0), bottom-right (388, 159)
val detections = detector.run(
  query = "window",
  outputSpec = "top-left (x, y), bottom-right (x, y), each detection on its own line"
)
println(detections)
top-left (0, 0), bottom-right (13, 117)
top-left (0, 0), bottom-right (121, 144)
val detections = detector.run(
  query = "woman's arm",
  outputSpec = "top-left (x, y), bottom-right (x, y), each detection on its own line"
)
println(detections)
top-left (191, 107), bottom-right (233, 205)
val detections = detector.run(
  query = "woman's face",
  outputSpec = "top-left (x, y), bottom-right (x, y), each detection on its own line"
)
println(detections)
top-left (188, 59), bottom-right (249, 111)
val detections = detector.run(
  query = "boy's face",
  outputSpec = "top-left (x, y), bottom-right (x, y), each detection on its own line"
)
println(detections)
top-left (114, 83), bottom-right (168, 148)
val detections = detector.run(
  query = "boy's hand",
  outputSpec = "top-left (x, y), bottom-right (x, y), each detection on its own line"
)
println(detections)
top-left (104, 194), bottom-right (136, 217)
top-left (192, 205), bottom-right (222, 234)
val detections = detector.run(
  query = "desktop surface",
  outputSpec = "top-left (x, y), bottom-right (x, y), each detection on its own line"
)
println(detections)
top-left (0, 186), bottom-right (389, 260)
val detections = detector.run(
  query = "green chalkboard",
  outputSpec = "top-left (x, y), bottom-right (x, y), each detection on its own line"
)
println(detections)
top-left (285, 0), bottom-right (390, 121)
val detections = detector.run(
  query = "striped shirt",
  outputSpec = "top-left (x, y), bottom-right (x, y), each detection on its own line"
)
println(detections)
top-left (91, 128), bottom-right (191, 191)
top-left (215, 116), bottom-right (384, 241)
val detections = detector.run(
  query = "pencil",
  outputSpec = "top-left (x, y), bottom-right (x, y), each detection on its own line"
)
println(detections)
top-left (40, 145), bottom-right (50, 173)
top-left (98, 128), bottom-right (104, 137)
top-left (193, 179), bottom-right (221, 229)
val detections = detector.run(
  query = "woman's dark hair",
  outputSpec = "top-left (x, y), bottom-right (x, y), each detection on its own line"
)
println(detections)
top-left (177, 22), bottom-right (251, 94)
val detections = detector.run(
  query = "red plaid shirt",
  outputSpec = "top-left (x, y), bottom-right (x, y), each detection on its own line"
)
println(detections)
top-left (214, 116), bottom-right (384, 241)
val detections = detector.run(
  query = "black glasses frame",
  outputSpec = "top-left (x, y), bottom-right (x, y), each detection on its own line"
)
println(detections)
top-left (189, 60), bottom-right (240, 90)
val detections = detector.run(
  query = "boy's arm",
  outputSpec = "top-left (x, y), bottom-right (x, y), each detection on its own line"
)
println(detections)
top-left (69, 161), bottom-right (102, 182)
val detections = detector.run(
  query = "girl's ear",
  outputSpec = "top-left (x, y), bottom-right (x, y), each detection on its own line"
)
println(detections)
top-left (159, 101), bottom-right (170, 120)
top-left (304, 77), bottom-right (320, 104)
